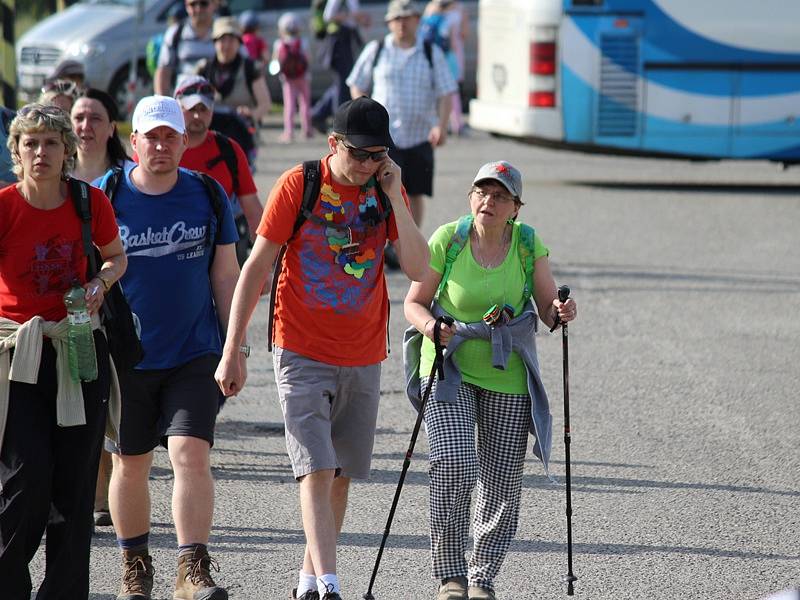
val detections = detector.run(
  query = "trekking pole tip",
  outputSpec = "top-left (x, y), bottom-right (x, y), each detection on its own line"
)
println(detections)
top-left (363, 593), bottom-right (376, 600)
top-left (563, 573), bottom-right (577, 595)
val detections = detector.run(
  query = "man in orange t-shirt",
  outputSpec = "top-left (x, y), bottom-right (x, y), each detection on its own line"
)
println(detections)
top-left (214, 97), bottom-right (429, 600)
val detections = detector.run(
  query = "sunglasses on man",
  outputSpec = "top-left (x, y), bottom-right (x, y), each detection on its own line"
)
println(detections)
top-left (175, 82), bottom-right (216, 98)
top-left (341, 142), bottom-right (388, 163)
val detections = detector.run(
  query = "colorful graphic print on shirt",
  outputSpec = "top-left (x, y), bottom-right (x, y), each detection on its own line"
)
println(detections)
top-left (295, 180), bottom-right (387, 314)
top-left (29, 235), bottom-right (82, 296)
top-left (320, 178), bottom-right (385, 280)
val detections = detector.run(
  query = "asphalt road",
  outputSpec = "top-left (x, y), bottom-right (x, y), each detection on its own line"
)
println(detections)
top-left (30, 122), bottom-right (800, 599)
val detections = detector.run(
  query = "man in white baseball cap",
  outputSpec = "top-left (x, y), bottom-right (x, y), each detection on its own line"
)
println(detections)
top-left (107, 95), bottom-right (242, 600)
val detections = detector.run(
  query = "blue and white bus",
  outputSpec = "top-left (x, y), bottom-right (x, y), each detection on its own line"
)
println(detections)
top-left (469, 0), bottom-right (800, 163)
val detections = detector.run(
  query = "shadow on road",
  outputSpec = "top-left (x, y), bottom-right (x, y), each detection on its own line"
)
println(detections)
top-left (92, 522), bottom-right (800, 561)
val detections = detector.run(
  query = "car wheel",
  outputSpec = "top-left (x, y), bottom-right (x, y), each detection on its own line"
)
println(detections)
top-left (108, 62), bottom-right (153, 120)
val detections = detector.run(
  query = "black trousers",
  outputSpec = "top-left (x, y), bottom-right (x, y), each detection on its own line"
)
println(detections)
top-left (0, 331), bottom-right (110, 600)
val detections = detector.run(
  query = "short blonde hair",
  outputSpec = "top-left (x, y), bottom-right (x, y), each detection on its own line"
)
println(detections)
top-left (7, 103), bottom-right (78, 179)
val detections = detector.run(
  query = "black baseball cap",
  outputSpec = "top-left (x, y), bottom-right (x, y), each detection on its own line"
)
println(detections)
top-left (332, 96), bottom-right (394, 149)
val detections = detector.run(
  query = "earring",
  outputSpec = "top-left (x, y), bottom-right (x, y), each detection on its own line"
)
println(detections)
top-left (506, 217), bottom-right (516, 224)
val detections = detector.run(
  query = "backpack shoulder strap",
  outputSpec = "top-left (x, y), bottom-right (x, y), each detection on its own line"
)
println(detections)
top-left (423, 39), bottom-right (434, 70)
top-left (435, 214), bottom-right (472, 300)
top-left (208, 132), bottom-right (240, 196)
top-left (293, 160), bottom-right (322, 236)
top-left (172, 21), bottom-right (185, 63)
top-left (268, 160), bottom-right (322, 351)
top-left (516, 222), bottom-right (536, 303)
top-left (68, 176), bottom-right (98, 276)
top-left (370, 38), bottom-right (385, 88)
top-left (184, 170), bottom-right (226, 270)
top-left (99, 165), bottom-right (124, 206)
top-left (196, 171), bottom-right (226, 243)
top-left (243, 58), bottom-right (258, 101)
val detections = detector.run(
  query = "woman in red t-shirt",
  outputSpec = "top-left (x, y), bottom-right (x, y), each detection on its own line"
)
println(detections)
top-left (0, 104), bottom-right (126, 598)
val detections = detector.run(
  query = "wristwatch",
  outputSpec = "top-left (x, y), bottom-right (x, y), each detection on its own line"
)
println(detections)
top-left (239, 344), bottom-right (251, 358)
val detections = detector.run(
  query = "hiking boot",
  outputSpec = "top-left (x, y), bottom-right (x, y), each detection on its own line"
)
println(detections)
top-left (292, 588), bottom-right (320, 600)
top-left (437, 576), bottom-right (468, 600)
top-left (173, 546), bottom-right (228, 600)
top-left (468, 585), bottom-right (496, 600)
top-left (117, 548), bottom-right (154, 600)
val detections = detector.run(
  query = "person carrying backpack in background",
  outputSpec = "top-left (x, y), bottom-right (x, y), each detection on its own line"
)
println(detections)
top-left (348, 0), bottom-right (457, 230)
top-left (146, 4), bottom-right (188, 80)
top-left (273, 12), bottom-right (312, 143)
top-left (198, 17), bottom-right (272, 125)
top-left (155, 0), bottom-right (219, 95)
top-left (214, 97), bottom-right (429, 600)
top-left (173, 76), bottom-right (264, 266)
top-left (422, 0), bottom-right (469, 135)
top-left (310, 0), bottom-right (369, 133)
top-left (403, 161), bottom-right (577, 600)
top-left (239, 10), bottom-right (270, 69)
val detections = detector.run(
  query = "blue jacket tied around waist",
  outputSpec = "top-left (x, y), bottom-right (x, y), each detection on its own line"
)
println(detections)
top-left (403, 301), bottom-right (554, 477)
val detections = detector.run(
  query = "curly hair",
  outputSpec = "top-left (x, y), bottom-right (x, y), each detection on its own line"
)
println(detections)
top-left (7, 103), bottom-right (78, 179)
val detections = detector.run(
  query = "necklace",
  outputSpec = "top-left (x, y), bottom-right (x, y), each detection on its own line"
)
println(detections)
top-left (471, 225), bottom-right (513, 324)
top-left (471, 225), bottom-right (510, 269)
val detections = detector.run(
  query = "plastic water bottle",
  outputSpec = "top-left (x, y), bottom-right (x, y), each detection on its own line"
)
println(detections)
top-left (63, 282), bottom-right (97, 382)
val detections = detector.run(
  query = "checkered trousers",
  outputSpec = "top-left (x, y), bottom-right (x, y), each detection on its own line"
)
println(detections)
top-left (422, 377), bottom-right (531, 591)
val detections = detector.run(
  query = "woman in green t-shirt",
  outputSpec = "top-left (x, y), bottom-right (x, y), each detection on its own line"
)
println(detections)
top-left (404, 161), bottom-right (577, 600)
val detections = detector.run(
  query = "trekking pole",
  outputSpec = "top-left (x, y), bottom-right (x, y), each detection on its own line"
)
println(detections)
top-left (551, 285), bottom-right (578, 595)
top-left (363, 316), bottom-right (454, 600)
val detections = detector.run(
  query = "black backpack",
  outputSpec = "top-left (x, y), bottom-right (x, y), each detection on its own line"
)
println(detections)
top-left (202, 132), bottom-right (254, 267)
top-left (69, 177), bottom-right (144, 372)
top-left (205, 132), bottom-right (239, 196)
top-left (267, 160), bottom-right (392, 351)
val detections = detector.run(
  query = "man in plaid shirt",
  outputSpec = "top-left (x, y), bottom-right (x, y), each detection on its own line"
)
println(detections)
top-left (347, 0), bottom-right (456, 229)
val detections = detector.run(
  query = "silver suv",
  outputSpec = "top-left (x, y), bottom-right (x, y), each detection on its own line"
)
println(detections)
top-left (17, 0), bottom-right (477, 114)
top-left (17, 0), bottom-right (178, 113)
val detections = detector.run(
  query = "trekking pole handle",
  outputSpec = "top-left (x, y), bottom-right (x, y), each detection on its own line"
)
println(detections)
top-left (550, 285), bottom-right (571, 332)
top-left (433, 316), bottom-right (455, 379)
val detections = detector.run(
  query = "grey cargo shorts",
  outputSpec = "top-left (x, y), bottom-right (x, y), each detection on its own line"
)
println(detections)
top-left (272, 346), bottom-right (382, 480)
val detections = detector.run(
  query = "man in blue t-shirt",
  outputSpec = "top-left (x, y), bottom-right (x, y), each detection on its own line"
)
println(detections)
top-left (106, 95), bottom-right (242, 600)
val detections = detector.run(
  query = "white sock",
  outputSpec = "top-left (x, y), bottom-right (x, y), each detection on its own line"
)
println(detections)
top-left (317, 573), bottom-right (340, 596)
top-left (297, 571), bottom-right (317, 596)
